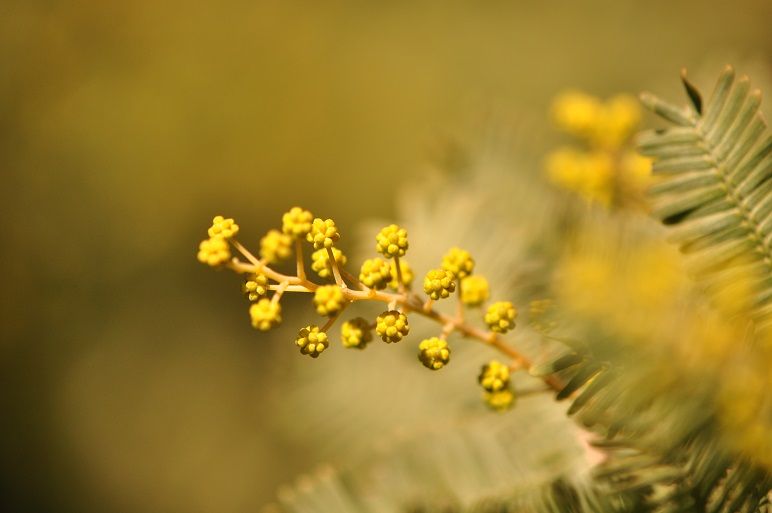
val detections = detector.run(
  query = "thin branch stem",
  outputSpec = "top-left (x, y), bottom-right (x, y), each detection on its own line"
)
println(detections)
top-left (225, 255), bottom-right (564, 393)
top-left (272, 281), bottom-right (290, 305)
top-left (321, 302), bottom-right (349, 332)
top-left (326, 247), bottom-right (345, 288)
top-left (341, 269), bottom-right (366, 290)
top-left (455, 278), bottom-right (464, 323)
top-left (295, 239), bottom-right (306, 282)
top-left (393, 255), bottom-right (406, 294)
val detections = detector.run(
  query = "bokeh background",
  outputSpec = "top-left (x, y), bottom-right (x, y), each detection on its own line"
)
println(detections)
top-left (1, 1), bottom-right (771, 512)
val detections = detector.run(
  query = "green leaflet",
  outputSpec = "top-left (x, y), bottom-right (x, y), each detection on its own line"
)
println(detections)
top-left (639, 66), bottom-right (772, 329)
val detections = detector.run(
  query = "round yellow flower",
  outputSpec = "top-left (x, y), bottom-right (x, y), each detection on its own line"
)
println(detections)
top-left (281, 207), bottom-right (313, 239)
top-left (418, 337), bottom-right (450, 370)
top-left (441, 247), bottom-right (474, 279)
top-left (460, 275), bottom-right (489, 307)
top-left (341, 317), bottom-right (372, 349)
top-left (243, 272), bottom-right (269, 301)
top-left (207, 215), bottom-right (239, 239)
top-left (423, 268), bottom-right (456, 300)
top-left (197, 237), bottom-right (231, 267)
top-left (484, 301), bottom-right (517, 333)
top-left (359, 258), bottom-right (392, 290)
top-left (307, 218), bottom-right (340, 249)
top-left (259, 229), bottom-right (292, 263)
top-left (295, 325), bottom-right (329, 358)
top-left (249, 299), bottom-right (281, 331)
top-left (375, 224), bottom-right (408, 258)
top-left (551, 91), bottom-right (602, 138)
top-left (313, 285), bottom-right (346, 317)
top-left (311, 247), bottom-right (347, 279)
top-left (478, 360), bottom-right (510, 392)
top-left (376, 310), bottom-right (409, 343)
top-left (484, 390), bottom-right (515, 411)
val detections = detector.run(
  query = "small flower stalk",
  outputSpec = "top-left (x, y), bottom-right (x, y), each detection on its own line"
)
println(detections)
top-left (197, 208), bottom-right (552, 411)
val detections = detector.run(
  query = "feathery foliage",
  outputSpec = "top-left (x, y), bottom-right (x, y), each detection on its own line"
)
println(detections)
top-left (639, 66), bottom-right (772, 330)
top-left (251, 68), bottom-right (772, 513)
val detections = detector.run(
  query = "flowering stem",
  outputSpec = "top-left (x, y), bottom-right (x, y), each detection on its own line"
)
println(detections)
top-left (455, 278), bottom-right (464, 322)
top-left (321, 302), bottom-right (348, 332)
top-left (393, 255), bottom-right (406, 294)
top-left (272, 281), bottom-right (290, 305)
top-left (326, 247), bottom-right (345, 288)
top-left (228, 257), bottom-right (563, 393)
top-left (341, 269), bottom-right (366, 290)
top-left (295, 239), bottom-right (307, 282)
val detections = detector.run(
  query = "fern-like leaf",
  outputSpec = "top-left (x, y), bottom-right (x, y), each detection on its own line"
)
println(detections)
top-left (638, 65), bottom-right (772, 328)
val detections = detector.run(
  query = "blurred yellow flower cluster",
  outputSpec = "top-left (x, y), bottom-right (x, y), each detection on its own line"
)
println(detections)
top-left (717, 353), bottom-right (772, 470)
top-left (546, 91), bottom-right (651, 207)
top-left (556, 231), bottom-right (688, 342)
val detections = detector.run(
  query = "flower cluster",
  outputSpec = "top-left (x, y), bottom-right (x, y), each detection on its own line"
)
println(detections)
top-left (197, 208), bottom-right (532, 411)
top-left (308, 218), bottom-right (340, 249)
top-left (376, 224), bottom-right (408, 258)
top-left (359, 258), bottom-right (392, 289)
top-left (461, 275), bottom-right (489, 307)
top-left (485, 301), bottom-right (517, 333)
top-left (208, 215), bottom-right (239, 239)
top-left (423, 268), bottom-right (456, 299)
top-left (314, 285), bottom-right (346, 317)
top-left (442, 247), bottom-right (475, 279)
top-left (282, 207), bottom-right (313, 238)
top-left (389, 260), bottom-right (413, 289)
top-left (546, 91), bottom-right (651, 208)
top-left (295, 325), bottom-right (329, 358)
top-left (250, 299), bottom-right (281, 331)
top-left (260, 229), bottom-right (292, 263)
top-left (479, 360), bottom-right (515, 411)
top-left (341, 318), bottom-right (372, 349)
top-left (197, 236), bottom-right (231, 267)
top-left (418, 337), bottom-right (450, 370)
top-left (376, 310), bottom-right (409, 343)
top-left (243, 272), bottom-right (269, 301)
top-left (311, 247), bottom-right (347, 279)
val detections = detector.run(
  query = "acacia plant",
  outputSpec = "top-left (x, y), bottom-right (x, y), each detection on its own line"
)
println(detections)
top-left (197, 67), bottom-right (771, 513)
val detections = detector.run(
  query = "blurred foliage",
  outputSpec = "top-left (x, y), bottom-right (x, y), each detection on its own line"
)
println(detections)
top-left (2, 1), bottom-right (772, 513)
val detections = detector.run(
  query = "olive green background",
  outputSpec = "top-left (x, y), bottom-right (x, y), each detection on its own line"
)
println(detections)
top-left (1, 1), bottom-right (770, 512)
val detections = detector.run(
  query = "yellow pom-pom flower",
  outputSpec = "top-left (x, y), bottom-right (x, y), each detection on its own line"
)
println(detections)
top-left (418, 337), bottom-right (450, 370)
top-left (594, 94), bottom-right (641, 149)
top-left (281, 207), bottom-right (314, 239)
top-left (423, 268), bottom-right (456, 300)
top-left (313, 285), bottom-right (346, 317)
top-left (460, 275), bottom-right (490, 307)
top-left (359, 258), bottom-right (392, 290)
top-left (197, 237), bottom-right (231, 267)
top-left (484, 390), bottom-right (515, 411)
top-left (243, 272), bottom-right (269, 301)
top-left (307, 218), bottom-right (340, 249)
top-left (484, 301), bottom-right (517, 333)
top-left (376, 310), bottom-right (409, 343)
top-left (295, 325), bottom-right (329, 358)
top-left (388, 259), bottom-right (414, 289)
top-left (478, 360), bottom-right (511, 392)
top-left (375, 224), bottom-right (408, 258)
top-left (249, 299), bottom-right (282, 331)
top-left (207, 215), bottom-right (239, 239)
top-left (259, 229), bottom-right (292, 263)
top-left (311, 247), bottom-right (347, 279)
top-left (441, 247), bottom-right (474, 279)
top-left (341, 317), bottom-right (372, 349)
top-left (551, 91), bottom-right (602, 139)
top-left (546, 148), bottom-right (614, 206)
